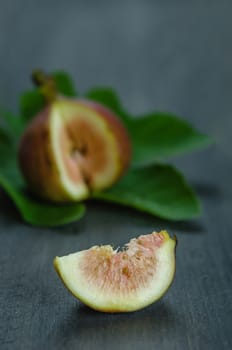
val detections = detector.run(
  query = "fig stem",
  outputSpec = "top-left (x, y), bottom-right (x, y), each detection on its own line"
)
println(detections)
top-left (31, 69), bottom-right (57, 102)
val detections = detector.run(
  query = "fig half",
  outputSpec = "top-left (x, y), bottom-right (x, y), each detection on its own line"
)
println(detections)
top-left (54, 231), bottom-right (176, 312)
top-left (19, 97), bottom-right (131, 202)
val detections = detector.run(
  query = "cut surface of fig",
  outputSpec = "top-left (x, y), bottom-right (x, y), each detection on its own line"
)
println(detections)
top-left (54, 231), bottom-right (176, 312)
top-left (19, 97), bottom-right (131, 202)
top-left (52, 99), bottom-right (126, 191)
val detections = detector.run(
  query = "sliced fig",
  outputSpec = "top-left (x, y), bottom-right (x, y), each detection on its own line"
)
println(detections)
top-left (54, 230), bottom-right (176, 313)
top-left (19, 97), bottom-right (131, 202)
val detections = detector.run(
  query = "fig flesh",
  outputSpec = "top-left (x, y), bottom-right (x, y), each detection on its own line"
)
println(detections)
top-left (54, 231), bottom-right (176, 312)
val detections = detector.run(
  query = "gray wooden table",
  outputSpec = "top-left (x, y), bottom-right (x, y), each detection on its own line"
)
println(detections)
top-left (0, 1), bottom-right (231, 349)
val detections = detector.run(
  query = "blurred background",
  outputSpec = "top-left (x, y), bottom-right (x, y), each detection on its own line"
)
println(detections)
top-left (0, 0), bottom-right (231, 160)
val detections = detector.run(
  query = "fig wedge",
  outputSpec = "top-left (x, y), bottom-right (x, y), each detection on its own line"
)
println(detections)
top-left (54, 231), bottom-right (177, 312)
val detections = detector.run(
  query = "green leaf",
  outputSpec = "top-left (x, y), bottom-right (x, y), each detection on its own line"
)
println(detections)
top-left (93, 164), bottom-right (200, 221)
top-left (52, 71), bottom-right (77, 97)
top-left (0, 173), bottom-right (86, 227)
top-left (0, 146), bottom-right (16, 172)
top-left (1, 111), bottom-right (25, 142)
top-left (3, 111), bottom-right (25, 137)
top-left (20, 89), bottom-right (46, 123)
top-left (0, 125), bottom-right (11, 144)
top-left (129, 112), bottom-right (213, 167)
top-left (0, 114), bottom-right (17, 176)
top-left (85, 87), bottom-right (130, 124)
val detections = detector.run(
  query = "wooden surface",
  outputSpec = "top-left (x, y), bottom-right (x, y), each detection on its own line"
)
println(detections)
top-left (0, 1), bottom-right (231, 349)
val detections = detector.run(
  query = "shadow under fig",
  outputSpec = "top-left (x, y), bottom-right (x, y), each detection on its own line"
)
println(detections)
top-left (50, 300), bottom-right (179, 348)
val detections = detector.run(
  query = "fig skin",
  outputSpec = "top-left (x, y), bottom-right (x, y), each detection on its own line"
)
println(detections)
top-left (18, 97), bottom-right (131, 202)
